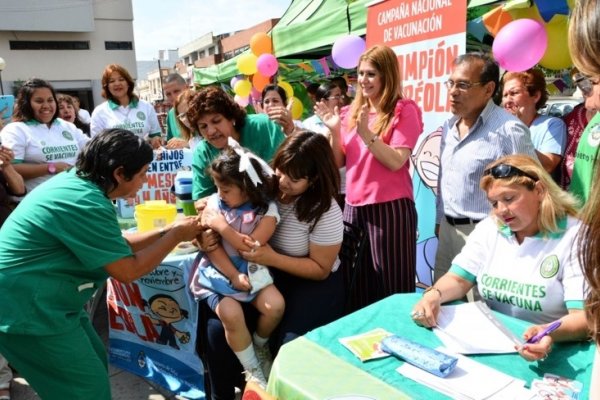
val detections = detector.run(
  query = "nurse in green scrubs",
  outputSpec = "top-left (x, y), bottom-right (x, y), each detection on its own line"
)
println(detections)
top-left (0, 129), bottom-right (204, 400)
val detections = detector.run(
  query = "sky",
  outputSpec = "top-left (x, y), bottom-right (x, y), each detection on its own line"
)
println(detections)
top-left (131, 0), bottom-right (292, 61)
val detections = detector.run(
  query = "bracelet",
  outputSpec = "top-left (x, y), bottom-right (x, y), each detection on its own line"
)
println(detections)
top-left (366, 134), bottom-right (378, 148)
top-left (423, 286), bottom-right (442, 299)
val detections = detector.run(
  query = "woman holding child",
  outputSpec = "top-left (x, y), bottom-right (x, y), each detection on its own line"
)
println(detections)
top-left (192, 129), bottom-right (343, 397)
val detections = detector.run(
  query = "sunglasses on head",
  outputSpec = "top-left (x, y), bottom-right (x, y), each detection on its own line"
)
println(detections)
top-left (484, 164), bottom-right (538, 182)
top-left (573, 73), bottom-right (596, 98)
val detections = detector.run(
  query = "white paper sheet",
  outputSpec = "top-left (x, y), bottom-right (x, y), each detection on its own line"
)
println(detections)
top-left (433, 302), bottom-right (522, 354)
top-left (397, 348), bottom-right (527, 400)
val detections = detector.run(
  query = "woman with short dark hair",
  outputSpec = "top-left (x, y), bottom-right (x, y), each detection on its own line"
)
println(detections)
top-left (0, 129), bottom-right (204, 400)
top-left (187, 86), bottom-right (285, 201)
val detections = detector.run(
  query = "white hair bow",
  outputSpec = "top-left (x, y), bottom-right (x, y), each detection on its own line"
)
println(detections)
top-left (227, 137), bottom-right (274, 186)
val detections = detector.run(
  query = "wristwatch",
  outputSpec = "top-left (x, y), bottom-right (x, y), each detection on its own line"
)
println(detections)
top-left (47, 163), bottom-right (57, 175)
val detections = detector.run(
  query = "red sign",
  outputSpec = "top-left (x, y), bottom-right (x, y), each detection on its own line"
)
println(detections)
top-left (367, 0), bottom-right (467, 48)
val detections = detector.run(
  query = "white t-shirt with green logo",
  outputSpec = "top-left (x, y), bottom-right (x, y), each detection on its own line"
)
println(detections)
top-left (450, 216), bottom-right (584, 324)
top-left (0, 118), bottom-right (90, 192)
top-left (90, 99), bottom-right (162, 139)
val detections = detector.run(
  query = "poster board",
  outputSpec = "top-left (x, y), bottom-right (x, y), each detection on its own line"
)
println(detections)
top-left (107, 252), bottom-right (205, 399)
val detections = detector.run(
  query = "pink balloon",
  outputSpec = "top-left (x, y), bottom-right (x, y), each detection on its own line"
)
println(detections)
top-left (234, 95), bottom-right (250, 107)
top-left (256, 53), bottom-right (279, 77)
top-left (250, 87), bottom-right (261, 101)
top-left (332, 35), bottom-right (366, 69)
top-left (492, 18), bottom-right (547, 72)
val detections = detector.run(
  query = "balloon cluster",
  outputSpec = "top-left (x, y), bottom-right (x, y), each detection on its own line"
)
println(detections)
top-left (487, 1), bottom-right (573, 72)
top-left (233, 32), bottom-right (301, 116)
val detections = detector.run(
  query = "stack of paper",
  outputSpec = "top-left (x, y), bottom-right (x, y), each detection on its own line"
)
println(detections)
top-left (397, 348), bottom-right (531, 400)
top-left (434, 302), bottom-right (522, 354)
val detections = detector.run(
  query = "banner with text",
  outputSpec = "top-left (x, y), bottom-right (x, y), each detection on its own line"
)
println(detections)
top-left (136, 148), bottom-right (194, 204)
top-left (117, 148), bottom-right (194, 219)
top-left (367, 0), bottom-right (467, 288)
top-left (107, 253), bottom-right (205, 399)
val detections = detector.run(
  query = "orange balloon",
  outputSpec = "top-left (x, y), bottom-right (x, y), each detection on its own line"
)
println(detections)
top-left (252, 72), bottom-right (270, 92)
top-left (250, 32), bottom-right (272, 56)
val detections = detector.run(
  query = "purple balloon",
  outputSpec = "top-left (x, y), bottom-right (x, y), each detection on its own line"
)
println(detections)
top-left (256, 53), bottom-right (279, 77)
top-left (492, 18), bottom-right (547, 72)
top-left (230, 75), bottom-right (243, 88)
top-left (332, 35), bottom-right (366, 69)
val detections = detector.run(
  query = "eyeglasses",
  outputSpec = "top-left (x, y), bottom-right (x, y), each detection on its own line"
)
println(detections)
top-left (484, 164), bottom-right (538, 182)
top-left (444, 80), bottom-right (484, 91)
top-left (326, 95), bottom-right (346, 101)
top-left (573, 73), bottom-right (598, 98)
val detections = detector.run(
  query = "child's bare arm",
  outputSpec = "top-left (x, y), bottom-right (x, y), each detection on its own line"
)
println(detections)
top-left (205, 246), bottom-right (251, 291)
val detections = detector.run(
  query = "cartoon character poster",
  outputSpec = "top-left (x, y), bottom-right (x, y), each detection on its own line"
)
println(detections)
top-left (367, 0), bottom-right (467, 288)
top-left (107, 252), bottom-right (204, 399)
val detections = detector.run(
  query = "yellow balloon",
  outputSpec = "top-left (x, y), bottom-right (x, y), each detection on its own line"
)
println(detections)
top-left (237, 53), bottom-right (257, 76)
top-left (234, 79), bottom-right (252, 98)
top-left (290, 97), bottom-right (304, 120)
top-left (507, 4), bottom-right (543, 22)
top-left (567, 0), bottom-right (576, 10)
top-left (277, 80), bottom-right (294, 100)
top-left (538, 15), bottom-right (572, 71)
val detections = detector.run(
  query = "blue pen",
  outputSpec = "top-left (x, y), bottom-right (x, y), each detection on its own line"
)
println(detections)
top-left (526, 320), bottom-right (562, 344)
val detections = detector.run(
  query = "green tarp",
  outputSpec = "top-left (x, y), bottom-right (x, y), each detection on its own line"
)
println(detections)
top-left (193, 0), bottom-right (370, 86)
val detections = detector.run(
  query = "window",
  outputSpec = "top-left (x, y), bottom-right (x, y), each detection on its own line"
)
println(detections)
top-left (9, 41), bottom-right (89, 50)
top-left (105, 41), bottom-right (133, 50)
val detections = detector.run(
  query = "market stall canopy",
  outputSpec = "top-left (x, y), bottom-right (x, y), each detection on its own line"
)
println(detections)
top-left (272, 0), bottom-right (370, 59)
top-left (193, 0), bottom-right (370, 85)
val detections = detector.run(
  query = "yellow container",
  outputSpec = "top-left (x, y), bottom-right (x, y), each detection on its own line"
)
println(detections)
top-left (134, 200), bottom-right (177, 232)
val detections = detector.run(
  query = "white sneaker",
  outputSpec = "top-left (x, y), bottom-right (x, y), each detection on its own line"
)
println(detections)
top-left (254, 343), bottom-right (273, 378)
top-left (243, 366), bottom-right (267, 388)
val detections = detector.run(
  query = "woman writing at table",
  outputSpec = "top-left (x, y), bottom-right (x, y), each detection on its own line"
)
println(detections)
top-left (412, 154), bottom-right (588, 362)
top-left (0, 129), bottom-right (203, 400)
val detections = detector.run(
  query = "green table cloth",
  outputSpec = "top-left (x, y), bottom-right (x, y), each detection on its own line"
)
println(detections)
top-left (268, 293), bottom-right (594, 399)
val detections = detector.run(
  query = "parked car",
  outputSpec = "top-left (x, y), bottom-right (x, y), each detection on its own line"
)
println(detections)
top-left (539, 96), bottom-right (584, 117)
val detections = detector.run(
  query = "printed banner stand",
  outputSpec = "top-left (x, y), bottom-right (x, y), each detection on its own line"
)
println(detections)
top-left (107, 252), bottom-right (205, 399)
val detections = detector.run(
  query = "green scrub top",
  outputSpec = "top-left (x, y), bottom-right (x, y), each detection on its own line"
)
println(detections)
top-left (0, 169), bottom-right (133, 335)
top-left (570, 111), bottom-right (600, 205)
top-left (166, 108), bottom-right (182, 141)
top-left (192, 113), bottom-right (286, 200)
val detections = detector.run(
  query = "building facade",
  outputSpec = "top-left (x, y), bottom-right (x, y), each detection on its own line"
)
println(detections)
top-left (0, 0), bottom-right (136, 111)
